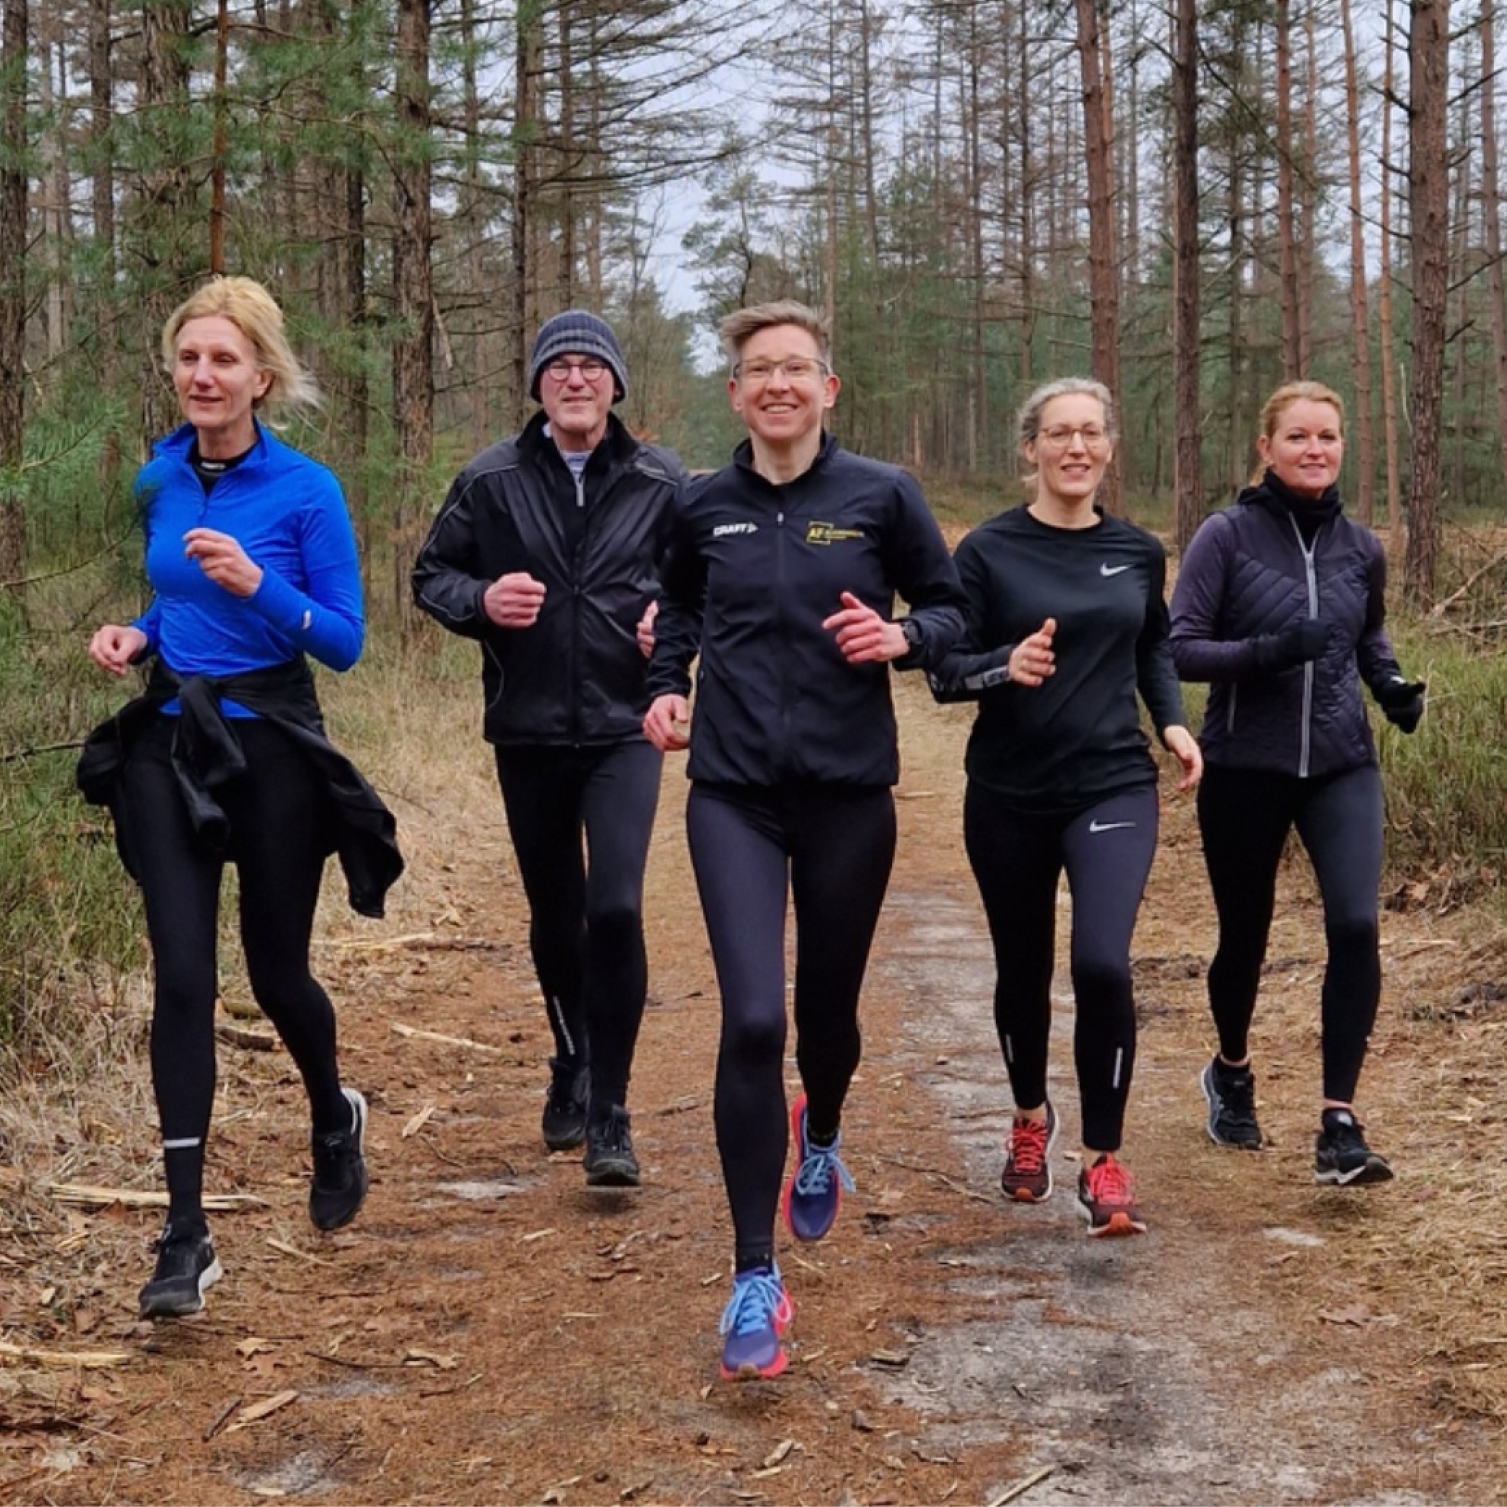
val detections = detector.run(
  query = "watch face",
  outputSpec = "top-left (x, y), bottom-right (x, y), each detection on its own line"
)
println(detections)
top-left (903, 619), bottom-right (922, 648)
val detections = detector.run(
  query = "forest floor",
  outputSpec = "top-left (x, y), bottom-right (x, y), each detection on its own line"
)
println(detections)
top-left (3, 669), bottom-right (1507, 1507)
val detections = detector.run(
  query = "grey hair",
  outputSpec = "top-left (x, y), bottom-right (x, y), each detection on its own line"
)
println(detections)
top-left (719, 301), bottom-right (833, 369)
top-left (1016, 376), bottom-right (1117, 448)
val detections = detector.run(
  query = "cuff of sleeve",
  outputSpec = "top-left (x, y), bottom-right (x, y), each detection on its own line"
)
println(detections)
top-left (248, 568), bottom-right (308, 633)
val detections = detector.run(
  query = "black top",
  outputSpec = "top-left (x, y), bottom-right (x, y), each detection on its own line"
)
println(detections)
top-left (929, 505), bottom-right (1186, 812)
top-left (646, 433), bottom-right (966, 788)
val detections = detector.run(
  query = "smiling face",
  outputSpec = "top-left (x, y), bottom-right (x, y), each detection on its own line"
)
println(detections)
top-left (172, 315), bottom-right (272, 458)
top-left (1022, 392), bottom-right (1113, 512)
top-left (538, 351), bottom-right (615, 452)
top-left (1258, 397), bottom-right (1344, 499)
top-left (728, 323), bottom-right (839, 454)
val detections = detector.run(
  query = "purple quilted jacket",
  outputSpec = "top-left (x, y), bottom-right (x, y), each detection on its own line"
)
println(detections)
top-left (1168, 482), bottom-right (1403, 778)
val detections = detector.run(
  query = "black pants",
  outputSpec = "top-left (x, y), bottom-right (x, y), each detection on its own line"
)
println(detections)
top-left (118, 717), bottom-right (346, 1220)
top-left (687, 782), bottom-right (896, 1267)
top-left (494, 740), bottom-right (662, 1114)
top-left (1197, 762), bottom-right (1383, 1104)
top-left (964, 781), bottom-right (1159, 1153)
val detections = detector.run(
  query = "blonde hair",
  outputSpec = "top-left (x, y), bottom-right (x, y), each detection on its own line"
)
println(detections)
top-left (719, 301), bottom-right (832, 369)
top-left (1252, 380), bottom-right (1344, 484)
top-left (1017, 376), bottom-right (1118, 449)
top-left (161, 276), bottom-right (321, 415)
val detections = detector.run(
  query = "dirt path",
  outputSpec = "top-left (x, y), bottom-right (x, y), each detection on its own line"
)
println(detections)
top-left (2, 675), bottom-right (1503, 1505)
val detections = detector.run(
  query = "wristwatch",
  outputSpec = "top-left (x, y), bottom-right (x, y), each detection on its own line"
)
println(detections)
top-left (899, 617), bottom-right (923, 653)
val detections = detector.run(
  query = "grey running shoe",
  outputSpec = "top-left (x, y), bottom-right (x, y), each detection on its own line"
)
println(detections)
top-left (583, 1105), bottom-right (640, 1187)
top-left (1201, 1058), bottom-right (1263, 1150)
top-left (139, 1219), bottom-right (222, 1318)
top-left (310, 1087), bottom-right (369, 1230)
top-left (542, 1058), bottom-right (589, 1152)
top-left (1315, 1110), bottom-right (1393, 1186)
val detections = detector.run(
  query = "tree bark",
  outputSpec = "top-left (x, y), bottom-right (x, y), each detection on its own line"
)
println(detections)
top-left (1379, 0), bottom-right (1403, 539)
top-left (1480, 0), bottom-right (1507, 507)
top-left (0, 0), bottom-right (25, 583)
top-left (1173, 0), bottom-right (1202, 551)
top-left (1074, 0), bottom-right (1122, 515)
top-left (1405, 0), bottom-right (1450, 603)
top-left (1275, 0), bottom-right (1301, 379)
top-left (1340, 0), bottom-right (1377, 525)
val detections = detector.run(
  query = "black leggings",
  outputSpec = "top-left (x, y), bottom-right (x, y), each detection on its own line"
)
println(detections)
top-left (118, 717), bottom-right (346, 1220)
top-left (964, 781), bottom-right (1159, 1153)
top-left (494, 740), bottom-right (662, 1113)
top-left (686, 782), bottom-right (896, 1267)
top-left (1197, 762), bottom-right (1383, 1104)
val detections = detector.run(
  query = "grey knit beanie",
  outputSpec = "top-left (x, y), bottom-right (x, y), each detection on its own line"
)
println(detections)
top-left (528, 311), bottom-right (628, 403)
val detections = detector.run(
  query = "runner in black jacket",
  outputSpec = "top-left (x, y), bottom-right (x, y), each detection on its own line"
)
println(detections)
top-left (929, 377), bottom-right (1201, 1238)
top-left (413, 311), bottom-right (685, 1188)
top-left (1169, 380), bottom-right (1423, 1185)
top-left (643, 301), bottom-right (965, 1382)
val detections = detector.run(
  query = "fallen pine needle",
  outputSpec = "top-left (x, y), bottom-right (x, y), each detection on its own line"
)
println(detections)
top-left (402, 1105), bottom-right (436, 1139)
top-left (390, 1022), bottom-right (502, 1054)
top-left (203, 1396), bottom-right (242, 1441)
top-left (266, 1237), bottom-right (337, 1268)
top-left (987, 1464), bottom-right (1056, 1506)
top-left (0, 1340), bottom-right (130, 1370)
top-left (50, 1184), bottom-right (268, 1212)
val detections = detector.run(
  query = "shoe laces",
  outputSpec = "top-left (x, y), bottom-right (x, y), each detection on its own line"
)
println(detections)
top-left (1085, 1154), bottom-right (1135, 1204)
top-left (793, 1138), bottom-right (855, 1199)
top-left (1217, 1069), bottom-right (1259, 1130)
top-left (1009, 1116), bottom-right (1049, 1174)
top-left (1324, 1116), bottom-right (1369, 1155)
top-left (720, 1268), bottom-right (788, 1338)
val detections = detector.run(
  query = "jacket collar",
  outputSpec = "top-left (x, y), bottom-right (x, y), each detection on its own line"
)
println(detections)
top-left (1242, 468), bottom-right (1343, 526)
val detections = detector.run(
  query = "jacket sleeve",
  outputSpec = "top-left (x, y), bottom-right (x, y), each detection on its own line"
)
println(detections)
top-left (1169, 513), bottom-right (1268, 682)
top-left (1354, 530), bottom-right (1404, 695)
top-left (883, 472), bottom-right (966, 671)
top-left (644, 488), bottom-right (705, 700)
top-left (411, 472), bottom-right (493, 641)
top-left (1134, 537), bottom-right (1189, 738)
top-left (926, 536), bottom-right (1012, 703)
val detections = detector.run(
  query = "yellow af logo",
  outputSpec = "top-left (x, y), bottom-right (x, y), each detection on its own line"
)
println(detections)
top-left (806, 521), bottom-right (863, 546)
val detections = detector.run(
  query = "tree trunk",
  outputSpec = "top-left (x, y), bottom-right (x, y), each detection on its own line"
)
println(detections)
top-left (512, 2), bottom-right (542, 433)
top-left (0, 0), bottom-right (25, 584)
top-left (1173, 0), bottom-right (1202, 552)
top-left (393, 0), bottom-right (434, 637)
top-left (1405, 0), bottom-right (1450, 603)
top-left (1074, 0), bottom-right (1122, 515)
top-left (1340, 0), bottom-right (1376, 525)
top-left (1275, 0), bottom-right (1301, 379)
top-left (1379, 0), bottom-right (1403, 539)
top-left (1480, 0), bottom-right (1507, 507)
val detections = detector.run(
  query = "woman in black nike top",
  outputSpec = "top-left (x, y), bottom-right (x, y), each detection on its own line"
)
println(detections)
top-left (643, 301), bottom-right (965, 1381)
top-left (930, 377), bottom-right (1201, 1237)
top-left (1169, 380), bottom-right (1423, 1185)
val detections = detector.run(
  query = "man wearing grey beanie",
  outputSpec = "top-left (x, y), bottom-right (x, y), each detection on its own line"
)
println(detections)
top-left (413, 311), bottom-right (685, 1188)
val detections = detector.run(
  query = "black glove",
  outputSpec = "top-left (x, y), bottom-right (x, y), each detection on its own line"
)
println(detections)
top-left (1375, 676), bottom-right (1426, 733)
top-left (1254, 618), bottom-right (1335, 672)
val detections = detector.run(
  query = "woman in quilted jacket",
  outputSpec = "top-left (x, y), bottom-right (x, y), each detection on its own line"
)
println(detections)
top-left (1169, 380), bottom-right (1424, 1185)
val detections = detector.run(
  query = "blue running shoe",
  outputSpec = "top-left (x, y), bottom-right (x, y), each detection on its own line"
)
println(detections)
top-left (718, 1265), bottom-right (794, 1381)
top-left (783, 1094), bottom-right (854, 1243)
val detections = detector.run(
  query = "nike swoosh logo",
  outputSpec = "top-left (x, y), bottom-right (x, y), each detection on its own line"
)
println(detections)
top-left (1100, 563), bottom-right (1132, 577)
top-left (1088, 820), bottom-right (1136, 833)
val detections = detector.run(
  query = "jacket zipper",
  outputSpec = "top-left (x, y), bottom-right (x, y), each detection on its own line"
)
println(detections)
top-left (1292, 514), bottom-right (1319, 779)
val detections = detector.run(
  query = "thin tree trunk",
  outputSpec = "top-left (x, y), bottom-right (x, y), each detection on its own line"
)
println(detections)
top-left (1405, 0), bottom-right (1450, 602)
top-left (1276, 0), bottom-right (1301, 378)
top-left (1074, 0), bottom-right (1122, 514)
top-left (1479, 0), bottom-right (1507, 505)
top-left (1379, 0), bottom-right (1403, 538)
top-left (0, 0), bottom-right (24, 583)
top-left (1173, 0), bottom-right (1202, 551)
top-left (1298, 4), bottom-right (1318, 373)
top-left (512, 2), bottom-right (542, 432)
top-left (1340, 0), bottom-right (1377, 524)
top-left (210, 0), bottom-right (228, 272)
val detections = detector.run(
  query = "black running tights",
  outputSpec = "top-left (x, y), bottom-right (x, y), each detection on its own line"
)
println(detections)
top-left (118, 718), bottom-right (346, 1222)
top-left (686, 782), bottom-right (896, 1268)
top-left (964, 782), bottom-right (1160, 1153)
top-left (494, 740), bottom-right (662, 1114)
top-left (1197, 763), bottom-right (1383, 1104)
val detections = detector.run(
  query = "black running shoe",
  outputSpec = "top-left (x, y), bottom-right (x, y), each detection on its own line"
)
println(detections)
top-left (310, 1087), bottom-right (369, 1231)
top-left (139, 1218), bottom-right (222, 1318)
top-left (583, 1105), bottom-right (640, 1187)
top-left (1314, 1110), bottom-right (1394, 1186)
top-left (1201, 1058), bottom-right (1263, 1150)
top-left (542, 1058), bottom-right (589, 1152)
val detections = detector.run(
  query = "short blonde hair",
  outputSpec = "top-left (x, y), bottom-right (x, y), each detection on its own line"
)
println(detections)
top-left (1252, 380), bottom-right (1344, 484)
top-left (719, 301), bottom-right (832, 369)
top-left (161, 276), bottom-right (321, 414)
top-left (1017, 376), bottom-right (1117, 448)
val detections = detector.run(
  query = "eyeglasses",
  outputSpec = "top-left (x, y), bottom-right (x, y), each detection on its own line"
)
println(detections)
top-left (544, 358), bottom-right (608, 383)
top-left (1038, 423), bottom-right (1110, 451)
top-left (734, 357), bottom-right (829, 385)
